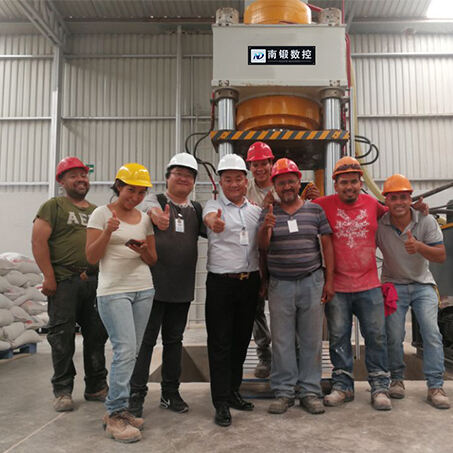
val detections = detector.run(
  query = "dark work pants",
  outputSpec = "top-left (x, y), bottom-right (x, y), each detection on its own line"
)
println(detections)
top-left (47, 275), bottom-right (108, 397)
top-left (130, 300), bottom-right (191, 397)
top-left (205, 272), bottom-right (260, 408)
top-left (253, 296), bottom-right (272, 363)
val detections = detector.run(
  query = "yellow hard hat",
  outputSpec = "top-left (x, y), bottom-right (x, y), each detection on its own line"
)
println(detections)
top-left (382, 174), bottom-right (413, 196)
top-left (332, 156), bottom-right (363, 180)
top-left (115, 163), bottom-right (152, 187)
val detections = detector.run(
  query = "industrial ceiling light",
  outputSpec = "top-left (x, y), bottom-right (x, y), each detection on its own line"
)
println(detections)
top-left (426, 0), bottom-right (453, 19)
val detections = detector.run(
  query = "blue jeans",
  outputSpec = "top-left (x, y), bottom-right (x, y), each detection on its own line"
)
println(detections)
top-left (386, 283), bottom-right (444, 388)
top-left (268, 269), bottom-right (324, 399)
top-left (97, 288), bottom-right (154, 414)
top-left (325, 287), bottom-right (390, 395)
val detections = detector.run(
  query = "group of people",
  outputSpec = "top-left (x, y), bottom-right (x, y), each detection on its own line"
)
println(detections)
top-left (31, 142), bottom-right (449, 443)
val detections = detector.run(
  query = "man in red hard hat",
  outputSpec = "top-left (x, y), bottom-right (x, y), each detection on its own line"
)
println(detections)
top-left (258, 158), bottom-right (334, 416)
top-left (377, 174), bottom-right (449, 409)
top-left (32, 157), bottom-right (108, 413)
top-left (245, 141), bottom-right (278, 378)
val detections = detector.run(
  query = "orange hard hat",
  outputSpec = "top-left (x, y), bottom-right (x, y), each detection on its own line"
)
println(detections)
top-left (246, 141), bottom-right (275, 162)
top-left (382, 174), bottom-right (413, 196)
top-left (271, 158), bottom-right (301, 180)
top-left (332, 156), bottom-right (363, 180)
top-left (56, 157), bottom-right (89, 181)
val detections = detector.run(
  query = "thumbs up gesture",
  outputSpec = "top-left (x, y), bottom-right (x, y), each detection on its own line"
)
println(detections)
top-left (206, 208), bottom-right (225, 233)
top-left (106, 209), bottom-right (120, 233)
top-left (264, 204), bottom-right (276, 231)
top-left (154, 203), bottom-right (171, 231)
top-left (405, 230), bottom-right (419, 255)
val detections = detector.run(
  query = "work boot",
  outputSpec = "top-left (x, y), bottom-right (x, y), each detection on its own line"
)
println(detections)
top-left (118, 411), bottom-right (145, 431)
top-left (389, 380), bottom-right (405, 399)
top-left (323, 389), bottom-right (354, 407)
top-left (53, 395), bottom-right (74, 412)
top-left (103, 411), bottom-right (142, 443)
top-left (85, 386), bottom-right (109, 402)
top-left (268, 397), bottom-right (295, 414)
top-left (129, 392), bottom-right (145, 418)
top-left (160, 391), bottom-right (189, 413)
top-left (300, 396), bottom-right (325, 415)
top-left (254, 360), bottom-right (271, 379)
top-left (427, 388), bottom-right (451, 410)
top-left (228, 391), bottom-right (254, 411)
top-left (371, 392), bottom-right (392, 411)
top-left (214, 403), bottom-right (232, 427)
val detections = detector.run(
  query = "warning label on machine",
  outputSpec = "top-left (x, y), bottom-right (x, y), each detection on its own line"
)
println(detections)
top-left (248, 46), bottom-right (316, 65)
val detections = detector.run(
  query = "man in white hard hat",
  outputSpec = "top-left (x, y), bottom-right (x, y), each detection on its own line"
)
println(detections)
top-left (129, 153), bottom-right (206, 417)
top-left (203, 153), bottom-right (261, 427)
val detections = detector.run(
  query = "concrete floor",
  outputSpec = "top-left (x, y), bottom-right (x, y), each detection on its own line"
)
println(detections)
top-left (1, 333), bottom-right (453, 453)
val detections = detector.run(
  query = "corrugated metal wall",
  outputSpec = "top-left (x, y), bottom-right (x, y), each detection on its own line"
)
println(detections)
top-left (1, 31), bottom-right (453, 324)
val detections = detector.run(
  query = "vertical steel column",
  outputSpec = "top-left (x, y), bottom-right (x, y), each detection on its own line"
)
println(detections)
top-left (215, 88), bottom-right (238, 159)
top-left (49, 45), bottom-right (63, 198)
top-left (321, 88), bottom-right (344, 195)
top-left (175, 25), bottom-right (182, 154)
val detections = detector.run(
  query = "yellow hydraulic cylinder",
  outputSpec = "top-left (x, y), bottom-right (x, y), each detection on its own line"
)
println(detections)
top-left (244, 0), bottom-right (311, 24)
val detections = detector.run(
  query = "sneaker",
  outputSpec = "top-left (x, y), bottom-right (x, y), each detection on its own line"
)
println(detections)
top-left (323, 389), bottom-right (354, 407)
top-left (254, 360), bottom-right (271, 379)
top-left (85, 386), bottom-right (109, 402)
top-left (268, 397), bottom-right (295, 414)
top-left (53, 395), bottom-right (74, 412)
top-left (371, 392), bottom-right (392, 411)
top-left (103, 411), bottom-right (142, 443)
top-left (389, 380), bottom-right (405, 399)
top-left (300, 396), bottom-right (325, 415)
top-left (160, 392), bottom-right (189, 413)
top-left (129, 392), bottom-right (145, 418)
top-left (427, 388), bottom-right (451, 410)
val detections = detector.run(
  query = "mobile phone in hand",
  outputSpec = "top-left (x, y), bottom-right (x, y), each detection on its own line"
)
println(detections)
top-left (125, 239), bottom-right (144, 247)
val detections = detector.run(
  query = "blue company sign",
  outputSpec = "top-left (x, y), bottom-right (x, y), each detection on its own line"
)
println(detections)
top-left (249, 46), bottom-right (316, 65)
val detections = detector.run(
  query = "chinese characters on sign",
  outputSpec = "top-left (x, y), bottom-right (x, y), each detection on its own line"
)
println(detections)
top-left (249, 46), bottom-right (316, 65)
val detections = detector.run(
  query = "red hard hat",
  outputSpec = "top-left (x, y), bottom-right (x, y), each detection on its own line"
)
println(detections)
top-left (246, 141), bottom-right (275, 162)
top-left (271, 158), bottom-right (302, 180)
top-left (56, 157), bottom-right (89, 181)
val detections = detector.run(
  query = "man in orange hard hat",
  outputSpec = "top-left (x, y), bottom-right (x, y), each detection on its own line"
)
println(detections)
top-left (258, 158), bottom-right (334, 415)
top-left (32, 157), bottom-right (108, 412)
top-left (313, 156), bottom-right (392, 411)
top-left (377, 174), bottom-right (449, 409)
top-left (246, 141), bottom-right (278, 378)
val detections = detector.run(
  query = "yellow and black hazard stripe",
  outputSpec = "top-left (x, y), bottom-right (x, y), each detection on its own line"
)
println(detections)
top-left (210, 129), bottom-right (349, 142)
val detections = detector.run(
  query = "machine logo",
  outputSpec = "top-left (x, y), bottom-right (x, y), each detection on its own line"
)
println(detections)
top-left (250, 49), bottom-right (267, 63)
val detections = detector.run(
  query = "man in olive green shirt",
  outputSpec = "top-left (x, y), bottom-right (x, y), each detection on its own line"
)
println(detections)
top-left (32, 157), bottom-right (108, 412)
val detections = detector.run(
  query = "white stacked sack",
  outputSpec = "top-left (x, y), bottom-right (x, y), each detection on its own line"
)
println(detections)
top-left (0, 253), bottom-right (45, 354)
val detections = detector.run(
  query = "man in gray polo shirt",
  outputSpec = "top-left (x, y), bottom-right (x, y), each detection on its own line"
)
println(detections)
top-left (377, 173), bottom-right (449, 409)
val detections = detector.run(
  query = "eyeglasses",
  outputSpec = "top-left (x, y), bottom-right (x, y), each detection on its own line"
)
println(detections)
top-left (170, 171), bottom-right (194, 180)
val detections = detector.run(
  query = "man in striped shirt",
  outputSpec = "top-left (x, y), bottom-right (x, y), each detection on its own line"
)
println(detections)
top-left (258, 158), bottom-right (334, 415)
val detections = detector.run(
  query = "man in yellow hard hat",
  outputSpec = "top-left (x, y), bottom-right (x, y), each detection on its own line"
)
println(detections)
top-left (32, 157), bottom-right (108, 413)
top-left (377, 174), bottom-right (449, 410)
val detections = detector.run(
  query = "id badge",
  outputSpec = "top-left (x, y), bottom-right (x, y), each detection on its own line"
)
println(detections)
top-left (240, 228), bottom-right (249, 246)
top-left (175, 217), bottom-right (185, 233)
top-left (288, 219), bottom-right (299, 233)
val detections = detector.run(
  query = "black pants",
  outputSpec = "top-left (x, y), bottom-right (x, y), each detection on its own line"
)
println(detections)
top-left (205, 272), bottom-right (260, 407)
top-left (253, 295), bottom-right (272, 362)
top-left (130, 300), bottom-right (191, 397)
top-left (47, 275), bottom-right (108, 397)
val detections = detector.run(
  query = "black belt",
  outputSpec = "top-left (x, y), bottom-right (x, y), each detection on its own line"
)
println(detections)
top-left (62, 264), bottom-right (98, 277)
top-left (212, 271), bottom-right (259, 281)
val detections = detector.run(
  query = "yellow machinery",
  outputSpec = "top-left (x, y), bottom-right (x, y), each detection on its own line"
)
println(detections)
top-left (210, 0), bottom-right (350, 195)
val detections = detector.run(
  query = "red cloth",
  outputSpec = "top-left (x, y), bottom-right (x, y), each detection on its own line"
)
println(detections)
top-left (382, 282), bottom-right (398, 317)
top-left (313, 194), bottom-right (387, 293)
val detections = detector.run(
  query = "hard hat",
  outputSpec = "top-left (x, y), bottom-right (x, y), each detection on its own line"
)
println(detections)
top-left (382, 174), bottom-right (413, 196)
top-left (332, 156), bottom-right (363, 180)
top-left (115, 163), bottom-right (152, 187)
top-left (56, 157), bottom-right (89, 181)
top-left (217, 154), bottom-right (247, 173)
top-left (271, 158), bottom-right (302, 180)
top-left (167, 153), bottom-right (198, 174)
top-left (246, 141), bottom-right (275, 162)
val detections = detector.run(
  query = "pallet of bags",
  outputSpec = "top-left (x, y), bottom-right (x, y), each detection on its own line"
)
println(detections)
top-left (0, 253), bottom-right (46, 359)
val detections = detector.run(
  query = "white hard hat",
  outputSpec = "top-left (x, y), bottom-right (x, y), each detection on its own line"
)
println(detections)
top-left (167, 153), bottom-right (198, 173)
top-left (217, 154), bottom-right (247, 173)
